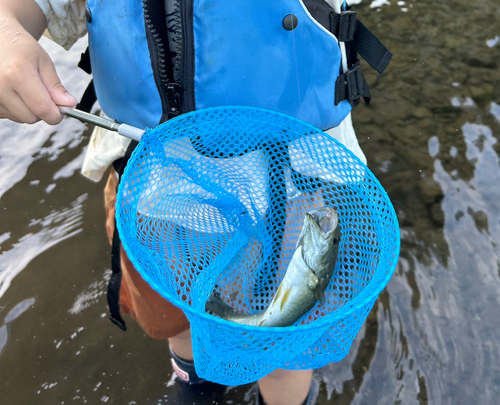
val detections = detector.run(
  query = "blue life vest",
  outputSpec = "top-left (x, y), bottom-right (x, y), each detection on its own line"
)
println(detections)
top-left (84, 0), bottom-right (391, 131)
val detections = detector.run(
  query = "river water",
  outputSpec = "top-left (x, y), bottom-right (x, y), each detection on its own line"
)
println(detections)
top-left (1, 0), bottom-right (499, 404)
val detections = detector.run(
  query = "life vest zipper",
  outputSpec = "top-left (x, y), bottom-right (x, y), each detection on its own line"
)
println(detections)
top-left (143, 0), bottom-right (183, 121)
top-left (174, 0), bottom-right (195, 113)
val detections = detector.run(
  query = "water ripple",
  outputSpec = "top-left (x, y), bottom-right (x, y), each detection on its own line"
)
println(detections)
top-left (69, 269), bottom-right (110, 315)
top-left (0, 194), bottom-right (87, 299)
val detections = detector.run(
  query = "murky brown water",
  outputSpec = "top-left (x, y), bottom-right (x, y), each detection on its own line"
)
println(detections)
top-left (1, 1), bottom-right (500, 404)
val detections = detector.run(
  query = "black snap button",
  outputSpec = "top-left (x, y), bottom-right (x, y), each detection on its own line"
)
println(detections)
top-left (282, 14), bottom-right (298, 31)
top-left (85, 7), bottom-right (92, 24)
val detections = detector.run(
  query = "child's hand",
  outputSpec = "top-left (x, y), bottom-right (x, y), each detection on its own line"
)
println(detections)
top-left (0, 17), bottom-right (77, 125)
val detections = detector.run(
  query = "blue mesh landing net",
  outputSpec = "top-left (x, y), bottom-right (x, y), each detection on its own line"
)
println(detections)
top-left (116, 106), bottom-right (400, 386)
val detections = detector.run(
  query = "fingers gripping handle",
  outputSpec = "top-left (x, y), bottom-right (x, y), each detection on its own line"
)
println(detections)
top-left (59, 107), bottom-right (145, 142)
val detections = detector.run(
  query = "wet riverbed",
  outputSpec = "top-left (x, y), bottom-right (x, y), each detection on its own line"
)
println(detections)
top-left (1, 0), bottom-right (499, 404)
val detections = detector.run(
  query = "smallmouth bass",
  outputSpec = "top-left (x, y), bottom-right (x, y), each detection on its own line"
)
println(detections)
top-left (206, 206), bottom-right (341, 327)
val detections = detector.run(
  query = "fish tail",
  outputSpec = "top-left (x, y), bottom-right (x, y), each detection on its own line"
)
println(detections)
top-left (205, 291), bottom-right (240, 318)
top-left (206, 292), bottom-right (267, 326)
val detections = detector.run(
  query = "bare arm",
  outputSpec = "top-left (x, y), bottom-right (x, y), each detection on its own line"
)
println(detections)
top-left (0, 0), bottom-right (47, 39)
top-left (0, 0), bottom-right (77, 125)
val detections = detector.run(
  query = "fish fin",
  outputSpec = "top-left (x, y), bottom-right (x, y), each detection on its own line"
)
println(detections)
top-left (304, 264), bottom-right (325, 306)
top-left (305, 263), bottom-right (319, 288)
top-left (295, 227), bottom-right (304, 250)
top-left (315, 289), bottom-right (326, 306)
top-left (272, 283), bottom-right (284, 306)
top-left (302, 249), bottom-right (320, 278)
top-left (259, 319), bottom-right (266, 326)
top-left (280, 287), bottom-right (292, 312)
top-left (205, 291), bottom-right (239, 317)
top-left (308, 276), bottom-right (319, 290)
top-left (296, 232), bottom-right (304, 250)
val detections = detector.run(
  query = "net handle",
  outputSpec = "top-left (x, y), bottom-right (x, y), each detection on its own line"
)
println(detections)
top-left (59, 107), bottom-right (145, 142)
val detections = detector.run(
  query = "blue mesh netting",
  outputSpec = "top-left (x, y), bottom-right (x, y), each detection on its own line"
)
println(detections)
top-left (116, 106), bottom-right (400, 386)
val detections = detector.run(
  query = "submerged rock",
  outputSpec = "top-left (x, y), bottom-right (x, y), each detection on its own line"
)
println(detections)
top-left (418, 178), bottom-right (444, 205)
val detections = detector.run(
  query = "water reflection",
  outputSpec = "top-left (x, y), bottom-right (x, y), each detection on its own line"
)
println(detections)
top-left (361, 121), bottom-right (500, 404)
top-left (486, 36), bottom-right (499, 48)
top-left (428, 136), bottom-right (439, 157)
top-left (0, 297), bottom-right (35, 355)
top-left (491, 102), bottom-right (500, 123)
top-left (450, 97), bottom-right (475, 108)
top-left (436, 123), bottom-right (500, 264)
top-left (69, 269), bottom-right (110, 315)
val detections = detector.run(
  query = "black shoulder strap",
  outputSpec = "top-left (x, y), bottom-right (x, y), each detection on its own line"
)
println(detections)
top-left (108, 218), bottom-right (127, 330)
top-left (77, 80), bottom-right (97, 113)
top-left (352, 20), bottom-right (392, 74)
top-left (76, 47), bottom-right (98, 113)
top-left (107, 140), bottom-right (139, 332)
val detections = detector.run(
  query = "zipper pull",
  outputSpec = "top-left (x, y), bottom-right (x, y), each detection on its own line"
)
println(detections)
top-left (166, 83), bottom-right (183, 117)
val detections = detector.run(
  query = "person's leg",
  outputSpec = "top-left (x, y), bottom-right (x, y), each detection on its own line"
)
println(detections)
top-left (168, 328), bottom-right (193, 361)
top-left (168, 329), bottom-right (225, 386)
top-left (258, 369), bottom-right (313, 405)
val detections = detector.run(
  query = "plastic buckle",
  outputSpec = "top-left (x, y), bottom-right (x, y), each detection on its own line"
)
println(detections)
top-left (345, 64), bottom-right (362, 102)
top-left (338, 10), bottom-right (357, 42)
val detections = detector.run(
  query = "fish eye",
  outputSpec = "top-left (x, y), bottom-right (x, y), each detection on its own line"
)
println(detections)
top-left (333, 238), bottom-right (338, 245)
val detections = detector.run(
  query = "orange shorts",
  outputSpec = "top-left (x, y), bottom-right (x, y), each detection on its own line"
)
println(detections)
top-left (104, 169), bottom-right (190, 340)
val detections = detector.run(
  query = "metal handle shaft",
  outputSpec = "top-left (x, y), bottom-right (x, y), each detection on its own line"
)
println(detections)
top-left (59, 107), bottom-right (145, 141)
top-left (60, 107), bottom-right (120, 131)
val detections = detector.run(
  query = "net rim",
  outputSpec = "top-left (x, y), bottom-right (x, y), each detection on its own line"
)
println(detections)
top-left (116, 105), bottom-right (400, 333)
